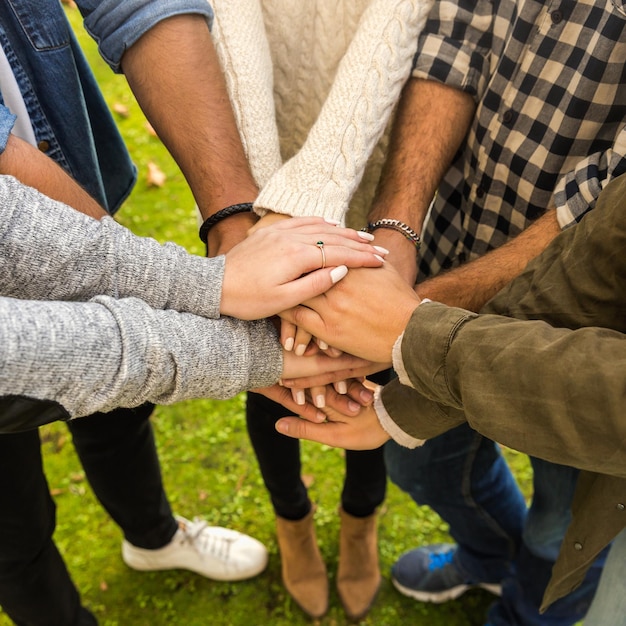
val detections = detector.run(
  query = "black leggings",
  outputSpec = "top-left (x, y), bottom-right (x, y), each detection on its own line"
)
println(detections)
top-left (246, 371), bottom-right (390, 520)
top-left (0, 403), bottom-right (176, 625)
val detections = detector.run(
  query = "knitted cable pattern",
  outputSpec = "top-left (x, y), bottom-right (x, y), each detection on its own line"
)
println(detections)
top-left (210, 0), bottom-right (433, 224)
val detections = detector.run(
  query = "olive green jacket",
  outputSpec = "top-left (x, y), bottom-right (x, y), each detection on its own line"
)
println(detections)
top-left (377, 173), bottom-right (626, 610)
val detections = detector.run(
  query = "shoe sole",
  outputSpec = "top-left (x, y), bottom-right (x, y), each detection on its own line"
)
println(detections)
top-left (392, 578), bottom-right (502, 604)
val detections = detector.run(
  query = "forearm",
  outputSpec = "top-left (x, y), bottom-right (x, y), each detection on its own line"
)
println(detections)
top-left (121, 14), bottom-right (258, 250)
top-left (368, 78), bottom-right (475, 282)
top-left (0, 295), bottom-right (281, 421)
top-left (416, 209), bottom-right (562, 311)
top-left (0, 135), bottom-right (106, 218)
top-left (0, 175), bottom-right (222, 315)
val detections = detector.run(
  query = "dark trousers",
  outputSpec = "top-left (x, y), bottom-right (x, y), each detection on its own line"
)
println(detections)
top-left (0, 404), bottom-right (177, 625)
top-left (246, 370), bottom-right (391, 521)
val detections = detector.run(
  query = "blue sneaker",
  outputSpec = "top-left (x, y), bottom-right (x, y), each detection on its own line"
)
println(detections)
top-left (391, 543), bottom-right (502, 603)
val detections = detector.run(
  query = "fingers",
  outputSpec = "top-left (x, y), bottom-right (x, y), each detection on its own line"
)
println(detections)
top-left (293, 326), bottom-right (314, 357)
top-left (280, 306), bottom-right (326, 345)
top-left (280, 319), bottom-right (297, 352)
top-left (275, 417), bottom-right (345, 446)
top-left (280, 363), bottom-right (388, 390)
top-left (308, 385), bottom-right (328, 409)
top-left (253, 385), bottom-right (326, 423)
top-left (323, 386), bottom-right (362, 414)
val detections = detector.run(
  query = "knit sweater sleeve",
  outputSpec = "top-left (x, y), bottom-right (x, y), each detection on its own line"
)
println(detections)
top-left (0, 175), bottom-right (223, 318)
top-left (209, 0), bottom-right (282, 188)
top-left (0, 295), bottom-right (282, 418)
top-left (254, 0), bottom-right (433, 223)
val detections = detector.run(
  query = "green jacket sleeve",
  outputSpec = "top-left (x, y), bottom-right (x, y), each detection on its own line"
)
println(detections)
top-left (382, 302), bottom-right (626, 478)
top-left (380, 172), bottom-right (626, 478)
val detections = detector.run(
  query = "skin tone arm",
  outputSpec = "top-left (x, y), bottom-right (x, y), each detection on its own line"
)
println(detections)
top-left (417, 210), bottom-right (561, 311)
top-left (276, 264), bottom-right (421, 447)
top-left (370, 77), bottom-right (562, 311)
top-left (0, 134), bottom-right (106, 218)
top-left (368, 77), bottom-right (476, 284)
top-left (120, 14), bottom-right (258, 256)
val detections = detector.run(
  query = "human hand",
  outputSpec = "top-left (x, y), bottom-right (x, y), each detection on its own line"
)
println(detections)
top-left (255, 378), bottom-right (370, 423)
top-left (282, 348), bottom-right (380, 407)
top-left (275, 399), bottom-right (391, 450)
top-left (280, 263), bottom-right (421, 363)
top-left (220, 217), bottom-right (387, 320)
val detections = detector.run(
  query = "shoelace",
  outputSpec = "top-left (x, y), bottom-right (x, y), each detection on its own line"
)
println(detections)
top-left (428, 550), bottom-right (455, 572)
top-left (181, 518), bottom-right (236, 562)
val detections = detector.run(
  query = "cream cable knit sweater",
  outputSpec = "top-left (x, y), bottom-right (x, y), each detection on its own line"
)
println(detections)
top-left (210, 0), bottom-right (432, 227)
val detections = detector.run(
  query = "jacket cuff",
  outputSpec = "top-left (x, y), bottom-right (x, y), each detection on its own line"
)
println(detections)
top-left (400, 301), bottom-right (477, 402)
top-left (374, 385), bottom-right (425, 448)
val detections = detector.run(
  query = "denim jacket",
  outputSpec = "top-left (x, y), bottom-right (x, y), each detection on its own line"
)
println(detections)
top-left (0, 0), bottom-right (213, 213)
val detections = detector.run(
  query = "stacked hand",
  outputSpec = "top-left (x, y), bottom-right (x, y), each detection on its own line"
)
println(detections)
top-left (220, 217), bottom-right (387, 320)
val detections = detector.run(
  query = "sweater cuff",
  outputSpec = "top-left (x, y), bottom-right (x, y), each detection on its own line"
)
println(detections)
top-left (164, 252), bottom-right (225, 319)
top-left (254, 186), bottom-right (348, 224)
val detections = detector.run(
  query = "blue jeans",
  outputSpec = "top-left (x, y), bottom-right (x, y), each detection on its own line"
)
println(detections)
top-left (385, 424), bottom-right (604, 625)
top-left (583, 528), bottom-right (626, 626)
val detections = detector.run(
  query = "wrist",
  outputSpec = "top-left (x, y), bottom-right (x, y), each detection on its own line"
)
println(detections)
top-left (207, 212), bottom-right (257, 257)
top-left (364, 219), bottom-right (421, 250)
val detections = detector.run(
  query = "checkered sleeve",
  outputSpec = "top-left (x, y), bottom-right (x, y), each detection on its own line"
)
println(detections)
top-left (554, 125), bottom-right (626, 228)
top-left (411, 0), bottom-right (495, 98)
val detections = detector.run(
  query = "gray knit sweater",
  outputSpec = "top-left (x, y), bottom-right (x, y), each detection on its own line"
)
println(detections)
top-left (0, 175), bottom-right (282, 418)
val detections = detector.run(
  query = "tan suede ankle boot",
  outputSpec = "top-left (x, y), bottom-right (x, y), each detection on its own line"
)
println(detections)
top-left (337, 507), bottom-right (381, 620)
top-left (275, 508), bottom-right (328, 618)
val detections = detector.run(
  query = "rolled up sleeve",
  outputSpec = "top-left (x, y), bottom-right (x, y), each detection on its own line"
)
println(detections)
top-left (0, 105), bottom-right (16, 155)
top-left (76, 0), bottom-right (214, 72)
top-left (412, 0), bottom-right (495, 98)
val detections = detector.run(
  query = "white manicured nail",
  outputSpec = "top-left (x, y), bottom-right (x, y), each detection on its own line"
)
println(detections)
top-left (284, 337), bottom-right (294, 351)
top-left (330, 265), bottom-right (348, 284)
top-left (374, 245), bottom-right (390, 254)
top-left (295, 344), bottom-right (307, 356)
top-left (358, 231), bottom-right (375, 241)
top-left (296, 390), bottom-right (306, 405)
top-left (318, 339), bottom-right (329, 350)
top-left (374, 255), bottom-right (385, 263)
top-left (337, 381), bottom-right (348, 394)
top-left (315, 394), bottom-right (326, 408)
top-left (324, 218), bottom-right (341, 225)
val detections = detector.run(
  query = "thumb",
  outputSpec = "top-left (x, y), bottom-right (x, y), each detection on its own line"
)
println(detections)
top-left (275, 416), bottom-right (323, 443)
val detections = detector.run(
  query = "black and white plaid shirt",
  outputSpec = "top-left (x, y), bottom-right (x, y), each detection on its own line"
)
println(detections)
top-left (413, 0), bottom-right (626, 278)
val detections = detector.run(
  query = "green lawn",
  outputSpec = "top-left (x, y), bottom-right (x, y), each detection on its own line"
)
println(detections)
top-left (0, 7), bottom-right (533, 626)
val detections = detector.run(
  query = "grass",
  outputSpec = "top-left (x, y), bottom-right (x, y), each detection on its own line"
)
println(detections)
top-left (0, 7), bottom-right (534, 625)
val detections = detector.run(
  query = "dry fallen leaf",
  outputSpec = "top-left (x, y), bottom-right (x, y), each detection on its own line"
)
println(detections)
top-left (146, 161), bottom-right (166, 187)
top-left (99, 580), bottom-right (108, 592)
top-left (302, 474), bottom-right (315, 489)
top-left (112, 102), bottom-right (129, 118)
top-left (61, 0), bottom-right (77, 7)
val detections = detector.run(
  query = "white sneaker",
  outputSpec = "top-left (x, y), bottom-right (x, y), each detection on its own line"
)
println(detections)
top-left (122, 516), bottom-right (268, 581)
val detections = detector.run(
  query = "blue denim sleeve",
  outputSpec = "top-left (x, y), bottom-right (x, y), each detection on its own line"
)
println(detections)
top-left (75, 0), bottom-right (214, 73)
top-left (0, 106), bottom-right (16, 155)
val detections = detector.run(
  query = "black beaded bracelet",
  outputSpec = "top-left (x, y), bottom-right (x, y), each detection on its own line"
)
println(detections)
top-left (364, 219), bottom-right (421, 250)
top-left (199, 202), bottom-right (254, 244)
